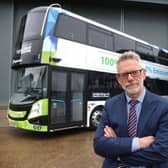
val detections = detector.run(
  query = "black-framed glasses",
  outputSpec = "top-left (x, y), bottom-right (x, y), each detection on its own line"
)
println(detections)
top-left (117, 69), bottom-right (143, 79)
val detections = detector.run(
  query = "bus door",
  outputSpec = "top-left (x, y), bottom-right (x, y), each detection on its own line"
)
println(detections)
top-left (49, 69), bottom-right (86, 130)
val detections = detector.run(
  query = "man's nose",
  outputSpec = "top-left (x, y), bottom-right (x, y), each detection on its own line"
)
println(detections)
top-left (127, 73), bottom-right (134, 80)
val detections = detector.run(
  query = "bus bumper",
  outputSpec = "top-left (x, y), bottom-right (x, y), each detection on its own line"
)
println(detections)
top-left (8, 118), bottom-right (48, 132)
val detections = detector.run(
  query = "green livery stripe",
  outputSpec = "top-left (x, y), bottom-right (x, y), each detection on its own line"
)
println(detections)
top-left (8, 109), bottom-right (26, 118)
top-left (41, 51), bottom-right (56, 64)
top-left (41, 98), bottom-right (48, 115)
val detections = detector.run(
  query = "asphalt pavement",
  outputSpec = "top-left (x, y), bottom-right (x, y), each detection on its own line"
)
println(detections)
top-left (0, 109), bottom-right (102, 168)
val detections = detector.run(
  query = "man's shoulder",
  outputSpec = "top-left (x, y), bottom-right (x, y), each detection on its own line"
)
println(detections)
top-left (146, 90), bottom-right (168, 104)
top-left (106, 92), bottom-right (125, 104)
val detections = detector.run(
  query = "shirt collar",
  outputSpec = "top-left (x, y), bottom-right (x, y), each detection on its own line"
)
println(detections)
top-left (126, 88), bottom-right (146, 104)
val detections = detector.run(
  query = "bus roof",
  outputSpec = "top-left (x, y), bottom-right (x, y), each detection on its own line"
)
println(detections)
top-left (29, 5), bottom-right (168, 56)
top-left (55, 7), bottom-right (159, 51)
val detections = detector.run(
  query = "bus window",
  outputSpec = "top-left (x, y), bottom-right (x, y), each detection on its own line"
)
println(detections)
top-left (114, 34), bottom-right (135, 52)
top-left (88, 25), bottom-right (114, 51)
top-left (51, 71), bottom-right (67, 124)
top-left (14, 15), bottom-right (27, 60)
top-left (135, 42), bottom-right (153, 56)
top-left (10, 66), bottom-right (47, 105)
top-left (70, 72), bottom-right (85, 122)
top-left (23, 9), bottom-right (46, 40)
top-left (145, 77), bottom-right (168, 96)
top-left (88, 71), bottom-right (122, 100)
top-left (55, 14), bottom-right (87, 44)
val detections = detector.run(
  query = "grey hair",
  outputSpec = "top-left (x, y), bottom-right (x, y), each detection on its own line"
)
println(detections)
top-left (117, 51), bottom-right (144, 70)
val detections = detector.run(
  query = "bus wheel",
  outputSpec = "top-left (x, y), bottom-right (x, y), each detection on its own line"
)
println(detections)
top-left (90, 108), bottom-right (103, 129)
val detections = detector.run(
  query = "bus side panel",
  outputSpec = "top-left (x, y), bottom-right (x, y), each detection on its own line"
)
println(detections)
top-left (41, 9), bottom-right (59, 65)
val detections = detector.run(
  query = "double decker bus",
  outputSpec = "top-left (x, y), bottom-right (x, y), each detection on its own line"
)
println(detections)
top-left (8, 4), bottom-right (168, 132)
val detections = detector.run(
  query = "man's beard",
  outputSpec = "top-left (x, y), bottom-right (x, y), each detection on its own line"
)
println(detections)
top-left (122, 81), bottom-right (144, 96)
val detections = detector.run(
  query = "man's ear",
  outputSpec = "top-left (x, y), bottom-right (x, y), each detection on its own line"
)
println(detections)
top-left (142, 69), bottom-right (147, 80)
top-left (116, 74), bottom-right (121, 84)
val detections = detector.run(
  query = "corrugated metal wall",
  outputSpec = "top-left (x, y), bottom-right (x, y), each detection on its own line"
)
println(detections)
top-left (0, 0), bottom-right (168, 105)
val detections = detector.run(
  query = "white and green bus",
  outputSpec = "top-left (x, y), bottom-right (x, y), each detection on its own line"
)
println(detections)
top-left (8, 4), bottom-right (168, 132)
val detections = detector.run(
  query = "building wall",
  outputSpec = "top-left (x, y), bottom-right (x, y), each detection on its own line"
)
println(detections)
top-left (0, 0), bottom-right (168, 105)
top-left (124, 4), bottom-right (168, 47)
top-left (0, 1), bottom-right (13, 105)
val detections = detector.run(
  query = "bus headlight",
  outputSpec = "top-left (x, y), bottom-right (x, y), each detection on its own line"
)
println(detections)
top-left (28, 101), bottom-right (42, 119)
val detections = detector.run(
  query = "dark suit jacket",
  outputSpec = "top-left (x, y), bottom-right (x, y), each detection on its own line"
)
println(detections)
top-left (94, 90), bottom-right (168, 168)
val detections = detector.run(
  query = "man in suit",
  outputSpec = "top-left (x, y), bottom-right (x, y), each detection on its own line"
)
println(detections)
top-left (93, 51), bottom-right (168, 167)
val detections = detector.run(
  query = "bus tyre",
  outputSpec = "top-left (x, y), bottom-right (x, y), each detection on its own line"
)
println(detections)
top-left (90, 108), bottom-right (103, 129)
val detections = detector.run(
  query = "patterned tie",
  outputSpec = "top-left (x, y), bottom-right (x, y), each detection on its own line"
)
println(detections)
top-left (117, 100), bottom-right (139, 168)
top-left (128, 100), bottom-right (139, 137)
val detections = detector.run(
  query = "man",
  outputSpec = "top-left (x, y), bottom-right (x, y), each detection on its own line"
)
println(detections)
top-left (93, 51), bottom-right (168, 167)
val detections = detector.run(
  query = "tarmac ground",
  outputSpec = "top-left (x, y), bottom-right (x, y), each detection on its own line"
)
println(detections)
top-left (0, 109), bottom-right (103, 168)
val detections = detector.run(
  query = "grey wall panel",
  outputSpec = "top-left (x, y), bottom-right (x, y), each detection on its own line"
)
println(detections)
top-left (1, 1), bottom-right (168, 105)
top-left (124, 0), bottom-right (168, 5)
top-left (0, 2), bottom-right (13, 105)
top-left (71, 4), bottom-right (121, 30)
top-left (124, 6), bottom-right (168, 49)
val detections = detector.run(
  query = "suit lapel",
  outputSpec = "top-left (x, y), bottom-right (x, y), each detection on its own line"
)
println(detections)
top-left (118, 93), bottom-right (129, 136)
top-left (136, 91), bottom-right (153, 136)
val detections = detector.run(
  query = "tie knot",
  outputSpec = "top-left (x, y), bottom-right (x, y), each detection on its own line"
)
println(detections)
top-left (129, 99), bottom-right (139, 106)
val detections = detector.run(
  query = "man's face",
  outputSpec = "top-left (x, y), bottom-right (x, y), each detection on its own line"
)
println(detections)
top-left (116, 59), bottom-right (146, 98)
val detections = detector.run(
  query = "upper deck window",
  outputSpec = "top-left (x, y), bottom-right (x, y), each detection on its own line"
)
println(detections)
top-left (23, 9), bottom-right (46, 40)
top-left (55, 14), bottom-right (87, 44)
top-left (88, 25), bottom-right (114, 51)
